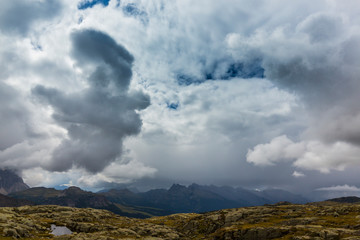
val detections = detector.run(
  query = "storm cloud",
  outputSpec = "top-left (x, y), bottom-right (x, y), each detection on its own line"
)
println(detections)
top-left (33, 29), bottom-right (150, 173)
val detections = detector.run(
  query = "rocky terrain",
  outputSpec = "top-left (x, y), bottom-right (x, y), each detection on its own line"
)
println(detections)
top-left (2, 201), bottom-right (360, 239)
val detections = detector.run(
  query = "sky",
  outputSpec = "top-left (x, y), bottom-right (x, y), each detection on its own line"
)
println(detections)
top-left (1, 0), bottom-right (360, 194)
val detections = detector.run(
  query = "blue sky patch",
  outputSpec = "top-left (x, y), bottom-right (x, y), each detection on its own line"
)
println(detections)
top-left (223, 61), bottom-right (265, 80)
top-left (78, 0), bottom-right (110, 10)
top-left (121, 3), bottom-right (148, 24)
top-left (167, 102), bottom-right (179, 110)
top-left (123, 3), bottom-right (141, 16)
top-left (177, 60), bottom-right (264, 86)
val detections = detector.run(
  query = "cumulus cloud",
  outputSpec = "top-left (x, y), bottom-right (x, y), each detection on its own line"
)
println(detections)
top-left (246, 135), bottom-right (305, 166)
top-left (32, 29), bottom-right (150, 173)
top-left (247, 135), bottom-right (360, 173)
top-left (294, 141), bottom-right (360, 173)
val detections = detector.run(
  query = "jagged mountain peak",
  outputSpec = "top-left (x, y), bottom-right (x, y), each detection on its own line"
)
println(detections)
top-left (0, 168), bottom-right (29, 195)
top-left (169, 183), bottom-right (187, 192)
top-left (63, 186), bottom-right (85, 194)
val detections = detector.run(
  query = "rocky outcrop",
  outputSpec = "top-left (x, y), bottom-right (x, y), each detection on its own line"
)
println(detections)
top-left (0, 169), bottom-right (29, 195)
top-left (2, 202), bottom-right (360, 239)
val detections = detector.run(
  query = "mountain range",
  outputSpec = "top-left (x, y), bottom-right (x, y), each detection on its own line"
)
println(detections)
top-left (8, 183), bottom-right (309, 218)
top-left (3, 169), bottom-right (352, 219)
top-left (100, 183), bottom-right (309, 214)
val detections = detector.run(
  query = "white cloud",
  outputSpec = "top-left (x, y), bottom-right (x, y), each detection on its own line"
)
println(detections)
top-left (292, 171), bottom-right (305, 178)
top-left (247, 136), bottom-right (360, 173)
top-left (316, 184), bottom-right (360, 192)
top-left (77, 160), bottom-right (157, 187)
top-left (294, 141), bottom-right (360, 173)
top-left (22, 159), bottom-right (157, 190)
top-left (246, 135), bottom-right (305, 166)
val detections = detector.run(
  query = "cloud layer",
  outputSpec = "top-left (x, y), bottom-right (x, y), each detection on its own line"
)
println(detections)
top-left (0, 0), bottom-right (62, 36)
top-left (0, 0), bottom-right (360, 192)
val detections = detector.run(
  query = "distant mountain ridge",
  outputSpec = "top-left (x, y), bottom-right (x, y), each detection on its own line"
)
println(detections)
top-left (2, 170), bottom-right (310, 218)
top-left (9, 186), bottom-right (159, 218)
top-left (253, 188), bottom-right (309, 204)
top-left (0, 169), bottom-right (29, 195)
top-left (9, 183), bottom-right (309, 218)
top-left (10, 186), bottom-right (110, 208)
top-left (100, 183), bottom-right (309, 215)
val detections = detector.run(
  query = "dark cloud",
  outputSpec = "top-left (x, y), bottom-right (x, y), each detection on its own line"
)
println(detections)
top-left (263, 58), bottom-right (345, 107)
top-left (71, 29), bottom-right (134, 91)
top-left (0, 0), bottom-right (62, 36)
top-left (32, 29), bottom-right (150, 173)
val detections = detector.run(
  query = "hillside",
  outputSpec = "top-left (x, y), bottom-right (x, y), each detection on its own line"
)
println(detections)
top-left (9, 186), bottom-right (157, 218)
top-left (2, 202), bottom-right (360, 239)
top-left (327, 196), bottom-right (360, 204)
top-left (0, 193), bottom-right (33, 207)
